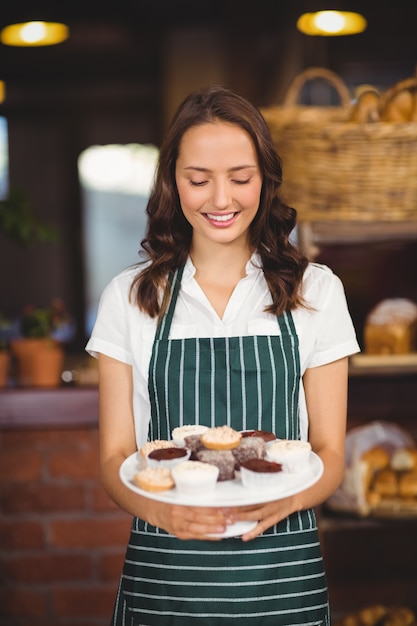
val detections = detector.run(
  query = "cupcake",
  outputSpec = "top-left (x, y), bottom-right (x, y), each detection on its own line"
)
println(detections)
top-left (172, 424), bottom-right (209, 447)
top-left (171, 461), bottom-right (219, 495)
top-left (240, 458), bottom-right (284, 490)
top-left (147, 447), bottom-right (191, 469)
top-left (241, 429), bottom-right (276, 445)
top-left (266, 439), bottom-right (312, 473)
top-left (133, 467), bottom-right (175, 492)
top-left (140, 439), bottom-right (177, 459)
top-left (201, 425), bottom-right (242, 450)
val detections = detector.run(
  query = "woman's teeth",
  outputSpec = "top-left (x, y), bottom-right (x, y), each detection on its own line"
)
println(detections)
top-left (206, 212), bottom-right (235, 222)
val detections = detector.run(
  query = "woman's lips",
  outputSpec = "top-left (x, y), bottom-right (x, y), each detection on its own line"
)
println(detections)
top-left (204, 212), bottom-right (238, 227)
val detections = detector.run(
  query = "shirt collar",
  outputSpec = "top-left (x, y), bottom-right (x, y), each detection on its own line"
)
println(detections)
top-left (183, 251), bottom-right (262, 283)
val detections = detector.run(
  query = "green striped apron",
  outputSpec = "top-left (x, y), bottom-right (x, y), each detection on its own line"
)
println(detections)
top-left (112, 267), bottom-right (330, 626)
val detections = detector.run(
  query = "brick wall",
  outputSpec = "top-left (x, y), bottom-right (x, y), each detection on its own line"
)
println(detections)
top-left (0, 425), bottom-right (132, 626)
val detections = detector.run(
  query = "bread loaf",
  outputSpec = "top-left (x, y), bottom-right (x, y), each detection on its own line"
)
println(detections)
top-left (364, 299), bottom-right (417, 355)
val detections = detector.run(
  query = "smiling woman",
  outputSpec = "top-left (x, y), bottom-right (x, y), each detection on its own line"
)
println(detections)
top-left (85, 84), bottom-right (359, 626)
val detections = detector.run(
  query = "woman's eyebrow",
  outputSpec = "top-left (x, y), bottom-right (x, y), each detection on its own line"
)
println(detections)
top-left (183, 165), bottom-right (257, 172)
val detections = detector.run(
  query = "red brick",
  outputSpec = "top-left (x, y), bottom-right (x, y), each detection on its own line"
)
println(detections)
top-left (5, 552), bottom-right (93, 583)
top-left (98, 551), bottom-right (126, 582)
top-left (1, 482), bottom-right (86, 514)
top-left (2, 427), bottom-right (97, 449)
top-left (0, 447), bottom-right (43, 483)
top-left (0, 587), bottom-right (47, 618)
top-left (0, 519), bottom-right (45, 549)
top-left (48, 445), bottom-right (100, 480)
top-left (52, 585), bottom-right (116, 618)
top-left (50, 516), bottom-right (131, 548)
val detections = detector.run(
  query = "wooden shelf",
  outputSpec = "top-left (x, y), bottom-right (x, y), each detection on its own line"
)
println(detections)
top-left (297, 220), bottom-right (417, 258)
top-left (349, 353), bottom-right (417, 376)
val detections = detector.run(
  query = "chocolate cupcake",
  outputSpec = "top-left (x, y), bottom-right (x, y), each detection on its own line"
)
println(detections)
top-left (241, 430), bottom-right (276, 444)
top-left (240, 458), bottom-right (284, 490)
top-left (147, 446), bottom-right (191, 470)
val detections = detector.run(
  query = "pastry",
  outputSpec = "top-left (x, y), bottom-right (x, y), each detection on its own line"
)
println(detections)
top-left (370, 468), bottom-right (399, 497)
top-left (147, 447), bottom-right (191, 469)
top-left (266, 439), bottom-right (312, 473)
top-left (195, 448), bottom-right (236, 481)
top-left (201, 425), bottom-right (242, 450)
top-left (390, 447), bottom-right (417, 472)
top-left (172, 424), bottom-right (209, 447)
top-left (232, 436), bottom-right (266, 468)
top-left (133, 467), bottom-right (175, 492)
top-left (171, 460), bottom-right (219, 495)
top-left (140, 439), bottom-right (177, 459)
top-left (241, 429), bottom-right (277, 444)
top-left (184, 434), bottom-right (206, 459)
top-left (240, 458), bottom-right (284, 490)
top-left (349, 89), bottom-right (381, 123)
top-left (398, 471), bottom-right (417, 498)
top-left (363, 298), bottom-right (417, 355)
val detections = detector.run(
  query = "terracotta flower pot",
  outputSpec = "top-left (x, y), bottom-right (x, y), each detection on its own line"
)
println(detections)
top-left (0, 351), bottom-right (10, 388)
top-left (11, 338), bottom-right (64, 388)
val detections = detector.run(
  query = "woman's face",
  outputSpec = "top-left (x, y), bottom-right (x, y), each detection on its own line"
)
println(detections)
top-left (175, 121), bottom-right (263, 249)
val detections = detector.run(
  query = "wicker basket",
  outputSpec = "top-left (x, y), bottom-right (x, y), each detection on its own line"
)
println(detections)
top-left (261, 67), bottom-right (417, 222)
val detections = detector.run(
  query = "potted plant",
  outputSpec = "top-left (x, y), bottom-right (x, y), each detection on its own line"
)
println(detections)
top-left (11, 299), bottom-right (75, 388)
top-left (0, 188), bottom-right (58, 247)
top-left (0, 312), bottom-right (15, 388)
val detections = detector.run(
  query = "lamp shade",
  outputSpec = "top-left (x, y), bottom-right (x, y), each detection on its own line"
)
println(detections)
top-left (0, 21), bottom-right (69, 46)
top-left (297, 11), bottom-right (367, 36)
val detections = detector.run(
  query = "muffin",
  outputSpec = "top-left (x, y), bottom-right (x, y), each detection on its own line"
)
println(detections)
top-left (133, 467), bottom-right (175, 492)
top-left (201, 425), bottom-right (242, 450)
top-left (240, 458), bottom-right (284, 490)
top-left (172, 424), bottom-right (209, 447)
top-left (140, 439), bottom-right (177, 459)
top-left (241, 429), bottom-right (277, 445)
top-left (147, 447), bottom-right (191, 469)
top-left (171, 461), bottom-right (219, 495)
top-left (266, 439), bottom-right (312, 473)
top-left (196, 449), bottom-right (236, 481)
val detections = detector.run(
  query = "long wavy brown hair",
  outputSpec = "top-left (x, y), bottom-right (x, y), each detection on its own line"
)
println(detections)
top-left (130, 84), bottom-right (308, 318)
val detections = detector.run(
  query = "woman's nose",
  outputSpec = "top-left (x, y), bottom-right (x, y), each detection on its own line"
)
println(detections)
top-left (211, 181), bottom-right (230, 209)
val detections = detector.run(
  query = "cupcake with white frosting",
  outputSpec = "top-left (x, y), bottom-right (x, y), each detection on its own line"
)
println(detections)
top-left (266, 439), bottom-right (311, 473)
top-left (171, 460), bottom-right (219, 495)
top-left (172, 424), bottom-right (209, 447)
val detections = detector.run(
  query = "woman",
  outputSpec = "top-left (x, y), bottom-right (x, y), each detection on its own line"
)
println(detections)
top-left (86, 84), bottom-right (360, 625)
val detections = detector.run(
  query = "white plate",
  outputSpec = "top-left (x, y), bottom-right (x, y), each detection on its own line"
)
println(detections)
top-left (120, 451), bottom-right (323, 507)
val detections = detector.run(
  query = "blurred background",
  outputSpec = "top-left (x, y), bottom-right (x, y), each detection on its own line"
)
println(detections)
top-left (1, 3), bottom-right (417, 624)
top-left (1, 0), bottom-right (417, 349)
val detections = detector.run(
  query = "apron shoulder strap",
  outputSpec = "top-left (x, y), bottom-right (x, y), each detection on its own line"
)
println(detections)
top-left (155, 266), bottom-right (184, 341)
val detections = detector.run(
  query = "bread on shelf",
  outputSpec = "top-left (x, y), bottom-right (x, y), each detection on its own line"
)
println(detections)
top-left (364, 298), bottom-right (417, 355)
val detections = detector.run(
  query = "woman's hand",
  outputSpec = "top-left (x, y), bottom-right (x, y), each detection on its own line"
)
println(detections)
top-left (145, 498), bottom-right (234, 541)
top-left (229, 494), bottom-right (299, 542)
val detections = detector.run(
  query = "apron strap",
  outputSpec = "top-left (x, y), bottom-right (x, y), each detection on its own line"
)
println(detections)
top-left (155, 266), bottom-right (185, 341)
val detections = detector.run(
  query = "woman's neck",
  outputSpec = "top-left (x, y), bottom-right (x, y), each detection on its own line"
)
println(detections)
top-left (189, 240), bottom-right (253, 319)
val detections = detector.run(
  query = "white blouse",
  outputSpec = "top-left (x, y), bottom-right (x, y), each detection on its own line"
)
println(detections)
top-left (86, 254), bottom-right (360, 447)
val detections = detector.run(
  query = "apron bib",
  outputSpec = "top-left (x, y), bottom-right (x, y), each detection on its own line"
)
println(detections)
top-left (112, 268), bottom-right (330, 626)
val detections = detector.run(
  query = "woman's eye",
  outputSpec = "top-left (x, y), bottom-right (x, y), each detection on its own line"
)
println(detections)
top-left (233, 179), bottom-right (250, 185)
top-left (189, 180), bottom-right (207, 187)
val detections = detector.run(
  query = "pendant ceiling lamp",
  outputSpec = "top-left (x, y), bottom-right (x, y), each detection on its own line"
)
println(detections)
top-left (0, 21), bottom-right (69, 47)
top-left (297, 10), bottom-right (367, 36)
